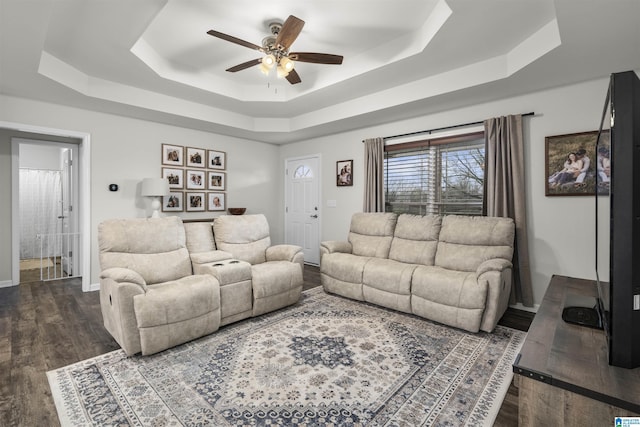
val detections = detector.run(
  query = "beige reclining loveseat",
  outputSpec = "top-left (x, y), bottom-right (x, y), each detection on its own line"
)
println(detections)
top-left (99, 217), bottom-right (221, 356)
top-left (320, 212), bottom-right (515, 333)
top-left (99, 214), bottom-right (303, 356)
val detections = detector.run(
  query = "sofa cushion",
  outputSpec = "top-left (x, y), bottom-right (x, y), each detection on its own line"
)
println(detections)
top-left (99, 217), bottom-right (193, 285)
top-left (362, 258), bottom-right (416, 295)
top-left (348, 212), bottom-right (397, 258)
top-left (133, 274), bottom-right (220, 355)
top-left (320, 252), bottom-right (370, 284)
top-left (213, 214), bottom-right (271, 264)
top-left (411, 266), bottom-right (487, 311)
top-left (251, 261), bottom-right (303, 316)
top-left (435, 215), bottom-right (514, 272)
top-left (389, 214), bottom-right (441, 265)
top-left (183, 221), bottom-right (216, 253)
top-left (362, 258), bottom-right (415, 313)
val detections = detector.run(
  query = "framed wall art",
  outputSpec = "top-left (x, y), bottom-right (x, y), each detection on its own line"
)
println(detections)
top-left (186, 147), bottom-right (206, 168)
top-left (545, 130), bottom-right (608, 196)
top-left (208, 192), bottom-right (225, 211)
top-left (208, 171), bottom-right (226, 191)
top-left (186, 192), bottom-right (205, 212)
top-left (162, 191), bottom-right (183, 212)
top-left (186, 169), bottom-right (206, 190)
top-left (161, 144), bottom-right (184, 166)
top-left (336, 159), bottom-right (353, 187)
top-left (208, 150), bottom-right (226, 170)
top-left (162, 167), bottom-right (184, 189)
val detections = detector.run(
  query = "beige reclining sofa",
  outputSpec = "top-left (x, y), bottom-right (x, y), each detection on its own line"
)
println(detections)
top-left (320, 212), bottom-right (515, 333)
top-left (99, 214), bottom-right (303, 356)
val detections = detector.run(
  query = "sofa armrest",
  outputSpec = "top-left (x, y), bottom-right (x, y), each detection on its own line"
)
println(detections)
top-left (320, 240), bottom-right (352, 254)
top-left (99, 272), bottom-right (148, 355)
top-left (476, 258), bottom-right (512, 277)
top-left (266, 244), bottom-right (303, 263)
top-left (476, 259), bottom-right (513, 332)
top-left (190, 250), bottom-right (234, 265)
top-left (101, 267), bottom-right (147, 291)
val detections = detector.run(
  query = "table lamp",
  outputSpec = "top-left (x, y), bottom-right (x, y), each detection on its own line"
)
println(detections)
top-left (141, 177), bottom-right (170, 218)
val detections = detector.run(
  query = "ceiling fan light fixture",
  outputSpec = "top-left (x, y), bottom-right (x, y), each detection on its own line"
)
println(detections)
top-left (280, 56), bottom-right (294, 72)
top-left (276, 64), bottom-right (289, 78)
top-left (208, 15), bottom-right (343, 85)
top-left (261, 54), bottom-right (276, 68)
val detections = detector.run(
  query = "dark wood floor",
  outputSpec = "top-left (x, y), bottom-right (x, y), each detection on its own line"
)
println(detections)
top-left (0, 265), bottom-right (533, 426)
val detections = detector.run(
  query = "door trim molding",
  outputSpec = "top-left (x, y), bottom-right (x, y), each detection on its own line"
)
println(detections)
top-left (3, 121), bottom-right (91, 291)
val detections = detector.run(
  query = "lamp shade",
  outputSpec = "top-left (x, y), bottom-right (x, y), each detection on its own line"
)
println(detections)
top-left (141, 178), bottom-right (170, 197)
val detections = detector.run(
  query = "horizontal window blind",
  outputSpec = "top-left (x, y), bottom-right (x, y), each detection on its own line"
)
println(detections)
top-left (384, 132), bottom-right (485, 216)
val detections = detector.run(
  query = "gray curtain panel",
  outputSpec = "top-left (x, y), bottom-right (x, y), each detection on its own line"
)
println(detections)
top-left (363, 137), bottom-right (385, 212)
top-left (484, 115), bottom-right (534, 307)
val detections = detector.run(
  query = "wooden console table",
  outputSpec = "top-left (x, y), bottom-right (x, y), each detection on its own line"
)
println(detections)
top-left (513, 275), bottom-right (640, 425)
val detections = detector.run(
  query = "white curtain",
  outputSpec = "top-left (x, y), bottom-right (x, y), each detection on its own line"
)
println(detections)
top-left (19, 169), bottom-right (62, 259)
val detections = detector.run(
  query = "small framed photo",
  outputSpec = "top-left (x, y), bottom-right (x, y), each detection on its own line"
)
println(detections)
top-left (186, 192), bottom-right (205, 212)
top-left (161, 144), bottom-right (184, 166)
top-left (545, 131), bottom-right (607, 196)
top-left (208, 171), bottom-right (226, 190)
top-left (208, 150), bottom-right (226, 170)
top-left (208, 192), bottom-right (226, 211)
top-left (336, 159), bottom-right (353, 187)
top-left (186, 147), bottom-right (206, 168)
top-left (186, 169), bottom-right (206, 190)
top-left (162, 191), bottom-right (183, 212)
top-left (162, 167), bottom-right (184, 189)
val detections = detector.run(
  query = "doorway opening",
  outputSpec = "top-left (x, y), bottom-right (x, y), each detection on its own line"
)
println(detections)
top-left (16, 140), bottom-right (79, 283)
top-left (2, 120), bottom-right (92, 291)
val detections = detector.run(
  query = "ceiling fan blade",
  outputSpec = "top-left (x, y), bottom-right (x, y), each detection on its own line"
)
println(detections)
top-left (226, 58), bottom-right (262, 72)
top-left (286, 69), bottom-right (302, 85)
top-left (207, 30), bottom-right (263, 51)
top-left (289, 52), bottom-right (343, 65)
top-left (276, 15), bottom-right (305, 50)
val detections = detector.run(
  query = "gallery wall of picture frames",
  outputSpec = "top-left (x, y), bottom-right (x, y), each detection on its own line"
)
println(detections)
top-left (160, 143), bottom-right (227, 212)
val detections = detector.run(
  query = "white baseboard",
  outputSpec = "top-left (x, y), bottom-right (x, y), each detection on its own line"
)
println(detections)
top-left (509, 302), bottom-right (539, 313)
top-left (87, 282), bottom-right (100, 292)
top-left (0, 280), bottom-right (16, 288)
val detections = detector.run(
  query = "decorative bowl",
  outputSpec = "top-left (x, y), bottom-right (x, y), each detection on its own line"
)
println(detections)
top-left (228, 208), bottom-right (246, 215)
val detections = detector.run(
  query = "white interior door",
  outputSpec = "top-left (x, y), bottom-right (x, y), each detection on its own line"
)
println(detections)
top-left (60, 147), bottom-right (79, 275)
top-left (285, 155), bottom-right (321, 265)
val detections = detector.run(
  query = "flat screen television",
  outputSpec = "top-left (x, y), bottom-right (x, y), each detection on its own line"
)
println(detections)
top-left (595, 70), bottom-right (640, 369)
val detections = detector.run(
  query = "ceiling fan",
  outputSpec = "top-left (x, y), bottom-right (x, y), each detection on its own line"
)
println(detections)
top-left (207, 15), bottom-right (343, 85)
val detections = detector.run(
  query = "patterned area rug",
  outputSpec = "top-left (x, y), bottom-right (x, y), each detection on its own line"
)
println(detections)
top-left (47, 287), bottom-right (525, 426)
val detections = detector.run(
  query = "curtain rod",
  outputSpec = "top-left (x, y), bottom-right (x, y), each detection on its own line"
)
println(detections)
top-left (362, 112), bottom-right (535, 143)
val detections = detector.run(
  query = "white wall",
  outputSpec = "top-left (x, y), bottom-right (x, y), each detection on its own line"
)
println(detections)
top-left (0, 95), bottom-right (281, 286)
top-left (279, 77), bottom-right (612, 306)
top-left (0, 76), bottom-right (615, 304)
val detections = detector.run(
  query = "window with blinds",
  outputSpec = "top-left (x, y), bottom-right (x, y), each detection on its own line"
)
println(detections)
top-left (384, 131), bottom-right (485, 216)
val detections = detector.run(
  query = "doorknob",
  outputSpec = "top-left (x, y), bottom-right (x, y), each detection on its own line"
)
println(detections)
top-left (310, 214), bottom-right (318, 218)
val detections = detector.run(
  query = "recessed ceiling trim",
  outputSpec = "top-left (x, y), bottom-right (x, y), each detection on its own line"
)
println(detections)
top-left (130, 0), bottom-right (452, 104)
top-left (507, 18), bottom-right (561, 75)
top-left (131, 37), bottom-right (291, 102)
top-left (38, 51), bottom-right (254, 130)
top-left (38, 28), bottom-right (556, 137)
